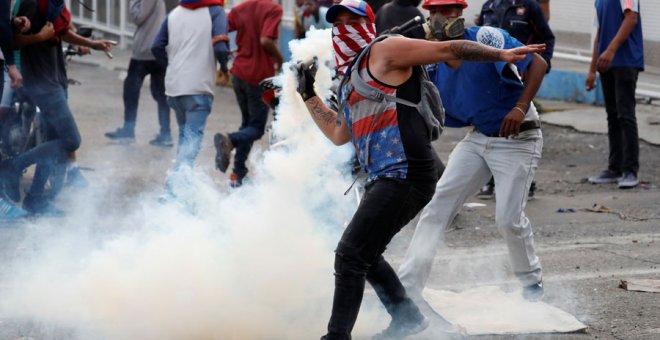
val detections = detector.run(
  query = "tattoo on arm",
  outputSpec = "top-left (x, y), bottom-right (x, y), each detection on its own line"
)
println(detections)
top-left (449, 40), bottom-right (502, 62)
top-left (309, 98), bottom-right (337, 126)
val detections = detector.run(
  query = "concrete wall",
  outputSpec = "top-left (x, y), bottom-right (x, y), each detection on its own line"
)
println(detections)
top-left (461, 0), bottom-right (660, 68)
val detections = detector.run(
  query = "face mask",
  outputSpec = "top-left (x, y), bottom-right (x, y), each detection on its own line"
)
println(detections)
top-left (332, 22), bottom-right (376, 75)
top-left (423, 15), bottom-right (465, 41)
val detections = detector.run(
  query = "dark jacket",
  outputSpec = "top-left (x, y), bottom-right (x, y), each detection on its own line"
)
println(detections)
top-left (375, 0), bottom-right (425, 39)
top-left (479, 0), bottom-right (554, 69)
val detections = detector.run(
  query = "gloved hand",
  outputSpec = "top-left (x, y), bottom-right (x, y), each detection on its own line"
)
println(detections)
top-left (294, 57), bottom-right (318, 102)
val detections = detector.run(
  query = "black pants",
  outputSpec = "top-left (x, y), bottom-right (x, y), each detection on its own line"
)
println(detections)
top-left (122, 59), bottom-right (170, 135)
top-left (600, 67), bottom-right (639, 175)
top-left (325, 178), bottom-right (436, 340)
top-left (228, 76), bottom-right (269, 178)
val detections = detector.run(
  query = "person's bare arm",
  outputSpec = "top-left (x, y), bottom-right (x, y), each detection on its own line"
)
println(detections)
top-left (374, 37), bottom-right (545, 69)
top-left (499, 53), bottom-right (548, 137)
top-left (370, 36), bottom-right (545, 85)
top-left (597, 10), bottom-right (637, 72)
top-left (62, 30), bottom-right (115, 52)
top-left (304, 97), bottom-right (352, 145)
top-left (7, 64), bottom-right (22, 88)
top-left (260, 36), bottom-right (284, 72)
top-left (586, 28), bottom-right (599, 91)
top-left (13, 21), bottom-right (54, 48)
top-left (538, 0), bottom-right (550, 21)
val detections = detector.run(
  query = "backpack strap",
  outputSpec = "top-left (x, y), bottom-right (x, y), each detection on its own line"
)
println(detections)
top-left (336, 34), bottom-right (392, 116)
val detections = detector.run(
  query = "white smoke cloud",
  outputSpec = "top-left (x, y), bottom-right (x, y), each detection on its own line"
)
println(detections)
top-left (0, 28), bottom-right (371, 339)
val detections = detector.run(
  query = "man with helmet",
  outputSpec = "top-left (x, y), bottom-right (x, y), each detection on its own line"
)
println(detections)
top-left (293, 0), bottom-right (544, 338)
top-left (398, 0), bottom-right (548, 304)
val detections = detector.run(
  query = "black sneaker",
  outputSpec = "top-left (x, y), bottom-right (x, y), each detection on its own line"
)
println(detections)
top-left (617, 172), bottom-right (639, 189)
top-left (527, 181), bottom-right (537, 200)
top-left (372, 315), bottom-right (430, 340)
top-left (229, 172), bottom-right (245, 188)
top-left (105, 127), bottom-right (135, 141)
top-left (213, 133), bottom-right (233, 173)
top-left (149, 133), bottom-right (174, 147)
top-left (588, 170), bottom-right (621, 184)
top-left (522, 281), bottom-right (544, 302)
top-left (23, 194), bottom-right (64, 217)
top-left (477, 183), bottom-right (494, 200)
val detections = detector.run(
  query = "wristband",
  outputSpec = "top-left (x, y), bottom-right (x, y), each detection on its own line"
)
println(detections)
top-left (513, 106), bottom-right (526, 118)
top-left (516, 102), bottom-right (529, 110)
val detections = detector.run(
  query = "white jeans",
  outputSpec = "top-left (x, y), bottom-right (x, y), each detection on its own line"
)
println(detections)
top-left (398, 129), bottom-right (543, 296)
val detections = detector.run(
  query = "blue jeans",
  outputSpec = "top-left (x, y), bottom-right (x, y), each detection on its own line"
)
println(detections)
top-left (123, 59), bottom-right (170, 135)
top-left (15, 87), bottom-right (81, 196)
top-left (228, 76), bottom-right (269, 178)
top-left (167, 94), bottom-right (213, 169)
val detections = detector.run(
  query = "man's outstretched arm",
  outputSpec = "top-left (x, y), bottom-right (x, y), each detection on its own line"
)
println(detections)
top-left (375, 36), bottom-right (545, 69)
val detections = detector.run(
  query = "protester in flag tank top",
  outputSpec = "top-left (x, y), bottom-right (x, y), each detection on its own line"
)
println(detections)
top-left (293, 0), bottom-right (545, 338)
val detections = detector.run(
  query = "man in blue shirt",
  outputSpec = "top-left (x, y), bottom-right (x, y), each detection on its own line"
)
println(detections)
top-left (398, 0), bottom-right (548, 303)
top-left (586, 0), bottom-right (643, 189)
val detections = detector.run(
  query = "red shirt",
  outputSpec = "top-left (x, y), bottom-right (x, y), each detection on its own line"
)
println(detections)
top-left (228, 0), bottom-right (282, 85)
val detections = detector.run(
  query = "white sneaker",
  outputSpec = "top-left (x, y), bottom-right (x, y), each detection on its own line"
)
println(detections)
top-left (617, 172), bottom-right (639, 189)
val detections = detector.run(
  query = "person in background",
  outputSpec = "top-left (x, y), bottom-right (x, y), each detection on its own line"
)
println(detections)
top-left (0, 0), bottom-right (29, 219)
top-left (151, 0), bottom-right (230, 199)
top-left (3, 0), bottom-right (114, 215)
top-left (375, 0), bottom-right (425, 39)
top-left (538, 0), bottom-right (549, 21)
top-left (586, 0), bottom-right (643, 189)
top-left (105, 0), bottom-right (171, 147)
top-left (294, 0), bottom-right (331, 39)
top-left (0, 0), bottom-right (26, 95)
top-left (213, 0), bottom-right (283, 188)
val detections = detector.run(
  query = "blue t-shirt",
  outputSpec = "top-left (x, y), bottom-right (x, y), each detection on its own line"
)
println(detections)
top-left (595, 0), bottom-right (644, 70)
top-left (428, 26), bottom-right (531, 135)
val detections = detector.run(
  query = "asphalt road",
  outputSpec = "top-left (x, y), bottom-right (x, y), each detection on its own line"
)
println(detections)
top-left (0, 61), bottom-right (658, 340)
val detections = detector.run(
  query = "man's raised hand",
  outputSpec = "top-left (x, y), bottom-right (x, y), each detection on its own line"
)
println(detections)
top-left (500, 44), bottom-right (546, 63)
top-left (294, 57), bottom-right (318, 102)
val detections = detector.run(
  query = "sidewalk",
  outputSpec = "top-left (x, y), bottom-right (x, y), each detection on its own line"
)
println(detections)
top-left (537, 56), bottom-right (660, 105)
top-left (537, 56), bottom-right (660, 146)
top-left (539, 99), bottom-right (660, 146)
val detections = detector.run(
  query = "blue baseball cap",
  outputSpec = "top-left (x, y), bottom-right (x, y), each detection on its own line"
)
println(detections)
top-left (326, 0), bottom-right (375, 24)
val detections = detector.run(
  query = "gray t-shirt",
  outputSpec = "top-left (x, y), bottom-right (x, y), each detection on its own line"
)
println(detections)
top-left (17, 0), bottom-right (68, 94)
top-left (130, 0), bottom-right (166, 60)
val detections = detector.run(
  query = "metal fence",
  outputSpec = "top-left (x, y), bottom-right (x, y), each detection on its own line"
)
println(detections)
top-left (65, 0), bottom-right (135, 49)
top-left (66, 0), bottom-right (296, 49)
